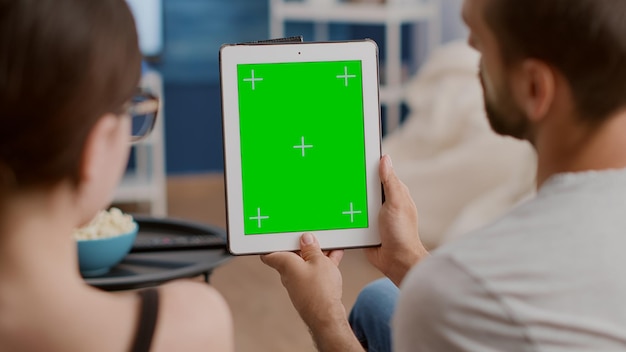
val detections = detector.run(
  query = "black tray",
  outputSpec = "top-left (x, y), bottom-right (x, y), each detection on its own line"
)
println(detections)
top-left (84, 216), bottom-right (232, 291)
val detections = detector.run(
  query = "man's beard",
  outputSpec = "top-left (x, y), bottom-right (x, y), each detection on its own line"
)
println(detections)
top-left (479, 68), bottom-right (532, 141)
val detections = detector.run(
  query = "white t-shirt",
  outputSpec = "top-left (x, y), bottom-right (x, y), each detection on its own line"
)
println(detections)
top-left (393, 169), bottom-right (626, 351)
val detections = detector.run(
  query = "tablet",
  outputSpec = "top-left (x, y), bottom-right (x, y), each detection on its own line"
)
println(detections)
top-left (220, 40), bottom-right (382, 255)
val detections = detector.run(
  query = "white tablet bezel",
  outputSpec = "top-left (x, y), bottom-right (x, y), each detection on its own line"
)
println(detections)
top-left (220, 40), bottom-right (382, 255)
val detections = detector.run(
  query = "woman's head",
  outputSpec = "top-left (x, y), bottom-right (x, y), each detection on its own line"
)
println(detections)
top-left (0, 0), bottom-right (142, 200)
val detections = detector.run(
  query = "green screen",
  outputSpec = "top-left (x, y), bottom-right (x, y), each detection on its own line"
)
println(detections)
top-left (238, 60), bottom-right (368, 235)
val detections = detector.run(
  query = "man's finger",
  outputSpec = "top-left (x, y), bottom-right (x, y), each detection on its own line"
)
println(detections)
top-left (261, 251), bottom-right (302, 274)
top-left (379, 154), bottom-right (407, 206)
top-left (327, 249), bottom-right (344, 266)
top-left (299, 233), bottom-right (325, 263)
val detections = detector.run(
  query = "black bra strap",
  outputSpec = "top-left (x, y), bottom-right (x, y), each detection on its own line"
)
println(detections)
top-left (130, 288), bottom-right (160, 352)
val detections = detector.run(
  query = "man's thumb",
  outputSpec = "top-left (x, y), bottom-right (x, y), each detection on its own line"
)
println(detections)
top-left (299, 233), bottom-right (323, 262)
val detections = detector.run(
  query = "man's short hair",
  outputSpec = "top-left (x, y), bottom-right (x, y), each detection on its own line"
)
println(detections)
top-left (485, 0), bottom-right (626, 122)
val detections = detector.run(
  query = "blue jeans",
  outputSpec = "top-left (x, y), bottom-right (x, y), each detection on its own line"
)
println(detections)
top-left (348, 278), bottom-right (399, 352)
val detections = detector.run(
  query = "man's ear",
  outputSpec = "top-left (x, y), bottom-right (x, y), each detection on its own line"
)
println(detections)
top-left (515, 59), bottom-right (555, 122)
top-left (78, 113), bottom-right (120, 185)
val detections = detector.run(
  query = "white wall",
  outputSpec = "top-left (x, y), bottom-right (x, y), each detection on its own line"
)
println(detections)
top-left (126, 0), bottom-right (163, 57)
top-left (441, 0), bottom-right (468, 43)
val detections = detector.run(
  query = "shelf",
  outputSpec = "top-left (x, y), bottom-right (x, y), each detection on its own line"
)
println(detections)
top-left (115, 173), bottom-right (160, 202)
top-left (380, 85), bottom-right (405, 104)
top-left (131, 130), bottom-right (162, 146)
top-left (114, 70), bottom-right (167, 217)
top-left (271, 0), bottom-right (441, 132)
top-left (273, 1), bottom-right (437, 24)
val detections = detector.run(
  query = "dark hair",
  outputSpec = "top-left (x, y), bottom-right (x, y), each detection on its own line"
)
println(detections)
top-left (484, 0), bottom-right (626, 122)
top-left (0, 0), bottom-right (142, 194)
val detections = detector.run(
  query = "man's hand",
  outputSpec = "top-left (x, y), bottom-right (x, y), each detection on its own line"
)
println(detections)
top-left (261, 234), bottom-right (363, 352)
top-left (365, 155), bottom-right (429, 286)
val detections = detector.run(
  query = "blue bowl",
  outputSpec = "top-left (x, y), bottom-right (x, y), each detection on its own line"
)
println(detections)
top-left (77, 222), bottom-right (138, 277)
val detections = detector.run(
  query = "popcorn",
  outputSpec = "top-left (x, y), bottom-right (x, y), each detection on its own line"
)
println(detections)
top-left (73, 207), bottom-right (136, 240)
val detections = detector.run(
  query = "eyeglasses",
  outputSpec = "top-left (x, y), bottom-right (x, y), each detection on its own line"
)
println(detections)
top-left (126, 89), bottom-right (159, 143)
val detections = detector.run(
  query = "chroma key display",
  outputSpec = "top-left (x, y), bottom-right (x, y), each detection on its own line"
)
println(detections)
top-left (237, 61), bottom-right (369, 235)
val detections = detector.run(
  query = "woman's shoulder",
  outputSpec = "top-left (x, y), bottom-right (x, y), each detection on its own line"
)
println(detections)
top-left (150, 280), bottom-right (234, 352)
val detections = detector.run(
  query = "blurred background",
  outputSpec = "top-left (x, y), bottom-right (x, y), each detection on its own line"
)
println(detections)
top-left (115, 1), bottom-right (496, 351)
top-left (122, 0), bottom-right (467, 176)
